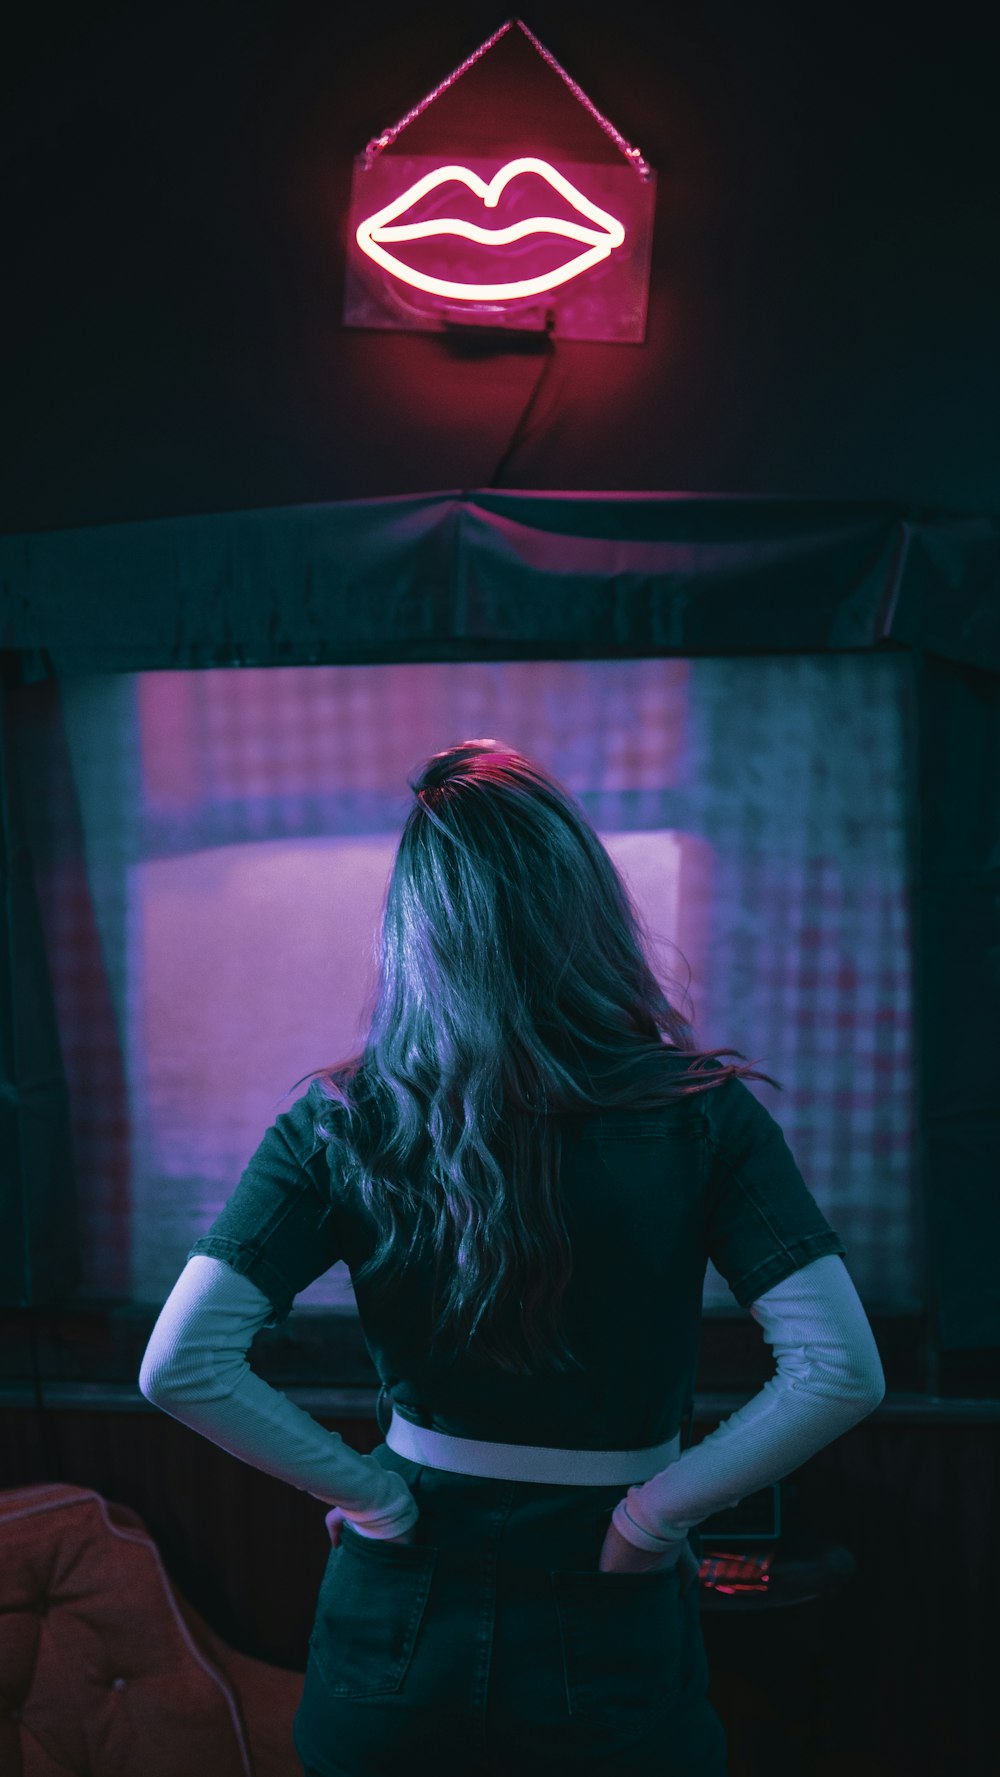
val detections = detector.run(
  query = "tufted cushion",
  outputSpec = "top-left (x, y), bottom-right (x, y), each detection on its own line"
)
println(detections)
top-left (0, 1483), bottom-right (304, 1776)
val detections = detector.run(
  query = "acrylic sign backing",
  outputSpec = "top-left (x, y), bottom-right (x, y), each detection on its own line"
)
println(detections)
top-left (343, 153), bottom-right (656, 343)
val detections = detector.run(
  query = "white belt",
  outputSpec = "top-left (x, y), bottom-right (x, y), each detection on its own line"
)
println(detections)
top-left (385, 1405), bottom-right (680, 1485)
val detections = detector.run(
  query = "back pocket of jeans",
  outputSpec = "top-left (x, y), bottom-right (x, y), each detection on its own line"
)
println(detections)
top-left (549, 1567), bottom-right (691, 1735)
top-left (308, 1525), bottom-right (438, 1698)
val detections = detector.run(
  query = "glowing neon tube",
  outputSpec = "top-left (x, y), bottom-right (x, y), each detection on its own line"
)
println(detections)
top-left (355, 156), bottom-right (626, 301)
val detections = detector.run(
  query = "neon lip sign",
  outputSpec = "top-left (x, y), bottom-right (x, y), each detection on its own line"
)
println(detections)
top-left (355, 156), bottom-right (626, 302)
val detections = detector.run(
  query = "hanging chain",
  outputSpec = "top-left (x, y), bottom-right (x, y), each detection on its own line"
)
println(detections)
top-left (515, 18), bottom-right (651, 178)
top-left (363, 16), bottom-right (651, 178)
top-left (363, 18), bottom-right (517, 166)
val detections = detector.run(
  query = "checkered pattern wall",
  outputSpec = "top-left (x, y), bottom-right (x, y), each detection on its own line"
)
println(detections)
top-left (11, 651), bottom-right (919, 1316)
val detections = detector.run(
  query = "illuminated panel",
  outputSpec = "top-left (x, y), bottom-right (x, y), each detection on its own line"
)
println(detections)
top-left (345, 152), bottom-right (656, 342)
top-left (129, 829), bottom-right (705, 1193)
top-left (355, 156), bottom-right (626, 302)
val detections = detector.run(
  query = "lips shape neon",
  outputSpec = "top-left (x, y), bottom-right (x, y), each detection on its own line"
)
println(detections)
top-left (355, 156), bottom-right (626, 302)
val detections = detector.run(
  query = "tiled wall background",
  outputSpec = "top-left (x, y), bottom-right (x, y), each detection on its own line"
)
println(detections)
top-left (12, 651), bottom-right (920, 1316)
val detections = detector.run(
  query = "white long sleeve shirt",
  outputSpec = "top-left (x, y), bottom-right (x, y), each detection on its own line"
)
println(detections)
top-left (138, 1251), bottom-right (885, 1550)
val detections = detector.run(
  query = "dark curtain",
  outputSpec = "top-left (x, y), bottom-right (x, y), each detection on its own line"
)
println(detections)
top-left (0, 665), bottom-right (80, 1307)
top-left (913, 647), bottom-right (1000, 1351)
top-left (1, 495), bottom-right (997, 676)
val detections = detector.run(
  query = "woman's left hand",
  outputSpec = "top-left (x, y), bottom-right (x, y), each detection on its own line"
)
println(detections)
top-left (325, 1504), bottom-right (416, 1548)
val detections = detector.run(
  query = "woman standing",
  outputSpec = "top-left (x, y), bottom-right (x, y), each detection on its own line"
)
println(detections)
top-left (140, 740), bottom-right (884, 1775)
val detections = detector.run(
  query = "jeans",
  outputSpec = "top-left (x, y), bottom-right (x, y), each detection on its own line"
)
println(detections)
top-left (293, 1440), bottom-right (729, 1776)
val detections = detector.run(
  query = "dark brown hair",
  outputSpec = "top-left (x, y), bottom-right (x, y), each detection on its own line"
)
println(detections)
top-left (292, 740), bottom-right (780, 1376)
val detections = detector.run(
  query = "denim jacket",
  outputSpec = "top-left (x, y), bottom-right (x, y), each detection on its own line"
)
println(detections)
top-left (187, 1054), bottom-right (846, 1453)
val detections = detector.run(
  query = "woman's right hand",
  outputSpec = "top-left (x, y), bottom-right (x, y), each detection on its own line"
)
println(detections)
top-left (599, 1519), bottom-right (701, 1595)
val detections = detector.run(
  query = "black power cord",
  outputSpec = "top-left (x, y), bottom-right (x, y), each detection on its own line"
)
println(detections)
top-left (486, 321), bottom-right (557, 487)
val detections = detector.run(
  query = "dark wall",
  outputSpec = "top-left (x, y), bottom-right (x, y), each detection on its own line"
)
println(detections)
top-left (4, 0), bottom-right (997, 533)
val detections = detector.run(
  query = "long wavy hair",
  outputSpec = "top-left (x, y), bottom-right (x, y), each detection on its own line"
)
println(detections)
top-left (291, 740), bottom-right (781, 1377)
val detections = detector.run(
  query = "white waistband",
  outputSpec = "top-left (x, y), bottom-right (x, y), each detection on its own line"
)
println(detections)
top-left (385, 1405), bottom-right (680, 1485)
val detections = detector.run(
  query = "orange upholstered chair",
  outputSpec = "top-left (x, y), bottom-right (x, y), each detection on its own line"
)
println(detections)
top-left (0, 1483), bottom-right (305, 1776)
